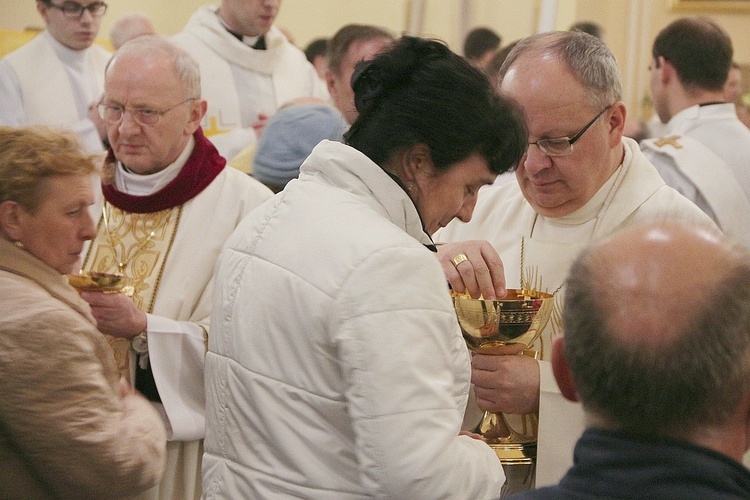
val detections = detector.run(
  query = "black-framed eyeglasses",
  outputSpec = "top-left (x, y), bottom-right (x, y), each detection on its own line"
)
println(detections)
top-left (97, 98), bottom-right (197, 126)
top-left (527, 104), bottom-right (613, 157)
top-left (46, 1), bottom-right (108, 18)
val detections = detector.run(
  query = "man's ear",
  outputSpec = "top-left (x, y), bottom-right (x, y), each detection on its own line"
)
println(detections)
top-left (36, 1), bottom-right (50, 23)
top-left (324, 69), bottom-right (337, 97)
top-left (606, 101), bottom-right (627, 148)
top-left (551, 336), bottom-right (579, 402)
top-left (185, 99), bottom-right (207, 135)
top-left (658, 56), bottom-right (675, 86)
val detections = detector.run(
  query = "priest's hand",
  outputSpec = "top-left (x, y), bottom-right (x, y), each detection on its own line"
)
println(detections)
top-left (436, 240), bottom-right (506, 300)
top-left (471, 353), bottom-right (540, 415)
top-left (81, 291), bottom-right (148, 340)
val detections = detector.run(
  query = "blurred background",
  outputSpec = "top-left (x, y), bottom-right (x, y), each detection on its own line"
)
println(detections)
top-left (2, 0), bottom-right (749, 124)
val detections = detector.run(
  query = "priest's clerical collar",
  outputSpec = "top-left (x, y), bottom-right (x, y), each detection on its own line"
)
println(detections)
top-left (216, 11), bottom-right (266, 49)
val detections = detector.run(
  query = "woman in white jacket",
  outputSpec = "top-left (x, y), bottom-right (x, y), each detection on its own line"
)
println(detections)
top-left (203, 36), bottom-right (528, 499)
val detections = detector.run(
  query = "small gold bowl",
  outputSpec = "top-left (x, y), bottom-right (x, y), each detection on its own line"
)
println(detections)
top-left (453, 289), bottom-right (555, 354)
top-left (67, 272), bottom-right (128, 293)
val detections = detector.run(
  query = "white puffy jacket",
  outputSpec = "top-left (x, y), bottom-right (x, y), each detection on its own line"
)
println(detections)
top-left (203, 140), bottom-right (504, 499)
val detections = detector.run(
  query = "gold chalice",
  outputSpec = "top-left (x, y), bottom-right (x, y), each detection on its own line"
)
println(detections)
top-left (453, 288), bottom-right (554, 464)
top-left (67, 271), bottom-right (129, 293)
top-left (69, 204), bottom-right (153, 296)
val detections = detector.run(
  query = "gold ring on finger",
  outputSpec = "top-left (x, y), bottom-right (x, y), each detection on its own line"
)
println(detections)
top-left (451, 253), bottom-right (470, 267)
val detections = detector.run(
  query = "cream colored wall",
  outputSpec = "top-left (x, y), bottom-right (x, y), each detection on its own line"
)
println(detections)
top-left (2, 0), bottom-right (748, 115)
top-left (565, 0), bottom-right (750, 120)
top-left (0, 0), bottom-right (535, 52)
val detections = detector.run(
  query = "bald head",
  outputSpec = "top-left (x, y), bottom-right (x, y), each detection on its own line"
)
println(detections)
top-left (110, 13), bottom-right (156, 51)
top-left (560, 221), bottom-right (750, 446)
top-left (590, 222), bottom-right (732, 345)
top-left (107, 35), bottom-right (201, 99)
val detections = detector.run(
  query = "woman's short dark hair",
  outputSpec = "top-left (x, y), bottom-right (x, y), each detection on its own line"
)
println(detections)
top-left (345, 36), bottom-right (527, 176)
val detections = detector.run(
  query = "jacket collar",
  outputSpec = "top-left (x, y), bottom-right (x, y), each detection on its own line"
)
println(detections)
top-left (299, 140), bottom-right (435, 248)
top-left (0, 239), bottom-right (97, 326)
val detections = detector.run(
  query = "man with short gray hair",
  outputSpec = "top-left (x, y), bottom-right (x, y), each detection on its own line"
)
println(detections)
top-left (79, 35), bottom-right (273, 499)
top-left (435, 30), bottom-right (715, 493)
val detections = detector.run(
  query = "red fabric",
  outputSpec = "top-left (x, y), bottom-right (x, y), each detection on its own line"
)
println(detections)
top-left (102, 128), bottom-right (226, 213)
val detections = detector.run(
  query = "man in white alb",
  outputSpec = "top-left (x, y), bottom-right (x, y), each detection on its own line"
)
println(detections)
top-left (0, 0), bottom-right (110, 152)
top-left (172, 0), bottom-right (329, 160)
top-left (641, 17), bottom-right (750, 247)
top-left (78, 36), bottom-right (273, 499)
top-left (434, 30), bottom-right (716, 494)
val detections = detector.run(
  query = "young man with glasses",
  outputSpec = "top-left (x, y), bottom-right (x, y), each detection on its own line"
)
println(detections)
top-left (79, 35), bottom-right (273, 499)
top-left (434, 30), bottom-right (716, 495)
top-left (0, 0), bottom-right (110, 152)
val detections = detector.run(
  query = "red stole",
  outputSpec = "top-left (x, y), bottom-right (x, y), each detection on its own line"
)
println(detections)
top-left (102, 128), bottom-right (226, 213)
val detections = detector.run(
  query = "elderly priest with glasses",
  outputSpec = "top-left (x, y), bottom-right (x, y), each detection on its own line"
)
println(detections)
top-left (0, 0), bottom-right (111, 152)
top-left (434, 30), bottom-right (717, 494)
top-left (78, 35), bottom-right (273, 499)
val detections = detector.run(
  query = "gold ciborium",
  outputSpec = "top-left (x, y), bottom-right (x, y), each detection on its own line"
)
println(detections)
top-left (67, 271), bottom-right (130, 294)
top-left (453, 288), bottom-right (554, 465)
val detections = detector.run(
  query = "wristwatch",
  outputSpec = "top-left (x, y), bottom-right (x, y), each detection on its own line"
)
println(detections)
top-left (131, 331), bottom-right (148, 354)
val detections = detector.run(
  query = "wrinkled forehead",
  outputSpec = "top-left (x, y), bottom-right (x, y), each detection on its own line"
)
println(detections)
top-left (502, 53), bottom-right (585, 95)
top-left (500, 56), bottom-right (593, 121)
top-left (104, 52), bottom-right (185, 101)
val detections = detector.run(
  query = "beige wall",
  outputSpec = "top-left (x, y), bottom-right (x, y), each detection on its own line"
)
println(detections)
top-left (565, 0), bottom-right (750, 119)
top-left (0, 0), bottom-right (534, 50)
top-left (2, 0), bottom-right (748, 115)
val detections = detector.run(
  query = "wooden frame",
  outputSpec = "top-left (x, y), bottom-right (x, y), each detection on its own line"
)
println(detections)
top-left (672, 0), bottom-right (750, 12)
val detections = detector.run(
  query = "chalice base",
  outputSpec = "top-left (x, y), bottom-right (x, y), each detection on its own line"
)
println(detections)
top-left (477, 411), bottom-right (537, 465)
top-left (488, 441), bottom-right (536, 465)
top-left (480, 412), bottom-right (537, 495)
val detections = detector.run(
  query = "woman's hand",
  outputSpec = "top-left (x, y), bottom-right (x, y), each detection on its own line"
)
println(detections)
top-left (436, 240), bottom-right (506, 299)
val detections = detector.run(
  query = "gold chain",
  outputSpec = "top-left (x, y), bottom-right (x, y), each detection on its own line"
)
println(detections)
top-left (521, 236), bottom-right (565, 336)
top-left (102, 201), bottom-right (155, 275)
top-left (520, 236), bottom-right (564, 296)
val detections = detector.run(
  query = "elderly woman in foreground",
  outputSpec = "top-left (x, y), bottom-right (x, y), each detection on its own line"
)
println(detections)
top-left (0, 126), bottom-right (166, 498)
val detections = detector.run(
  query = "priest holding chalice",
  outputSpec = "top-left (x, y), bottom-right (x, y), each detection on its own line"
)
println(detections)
top-left (435, 30), bottom-right (718, 496)
top-left (75, 36), bottom-right (273, 500)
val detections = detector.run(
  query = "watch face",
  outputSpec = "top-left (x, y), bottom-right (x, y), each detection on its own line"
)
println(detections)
top-left (131, 332), bottom-right (148, 354)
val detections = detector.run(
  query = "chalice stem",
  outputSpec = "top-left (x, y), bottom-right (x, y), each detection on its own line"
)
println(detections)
top-left (479, 410), bottom-right (536, 444)
top-left (479, 411), bottom-right (512, 440)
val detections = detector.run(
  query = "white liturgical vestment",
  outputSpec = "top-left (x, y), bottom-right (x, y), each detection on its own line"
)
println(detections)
top-left (642, 133), bottom-right (750, 247)
top-left (172, 6), bottom-right (329, 160)
top-left (435, 138), bottom-right (716, 487)
top-left (663, 103), bottom-right (750, 204)
top-left (0, 30), bottom-right (109, 152)
top-left (83, 134), bottom-right (273, 499)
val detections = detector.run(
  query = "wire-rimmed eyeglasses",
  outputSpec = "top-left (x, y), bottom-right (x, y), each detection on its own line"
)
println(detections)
top-left (97, 99), bottom-right (197, 127)
top-left (527, 104), bottom-right (613, 157)
top-left (46, 1), bottom-right (108, 18)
